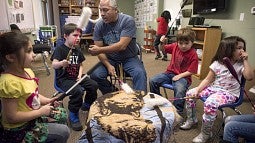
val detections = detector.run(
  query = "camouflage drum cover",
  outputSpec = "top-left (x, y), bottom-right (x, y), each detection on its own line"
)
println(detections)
top-left (78, 91), bottom-right (181, 143)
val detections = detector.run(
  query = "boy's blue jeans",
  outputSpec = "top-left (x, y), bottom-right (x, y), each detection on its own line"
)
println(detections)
top-left (223, 114), bottom-right (255, 143)
top-left (149, 73), bottom-right (189, 113)
top-left (90, 56), bottom-right (147, 95)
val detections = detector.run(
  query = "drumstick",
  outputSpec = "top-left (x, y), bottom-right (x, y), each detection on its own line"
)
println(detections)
top-left (53, 74), bottom-right (89, 102)
top-left (52, 62), bottom-right (102, 103)
top-left (168, 96), bottom-right (198, 101)
top-left (65, 34), bottom-right (78, 65)
top-left (66, 49), bottom-right (72, 60)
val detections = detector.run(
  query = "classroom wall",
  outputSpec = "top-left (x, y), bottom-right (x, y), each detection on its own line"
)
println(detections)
top-left (118, 0), bottom-right (135, 16)
top-left (0, 0), bottom-right (43, 32)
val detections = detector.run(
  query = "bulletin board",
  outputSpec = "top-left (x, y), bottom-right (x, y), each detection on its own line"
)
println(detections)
top-left (0, 0), bottom-right (35, 31)
top-left (134, 0), bottom-right (157, 28)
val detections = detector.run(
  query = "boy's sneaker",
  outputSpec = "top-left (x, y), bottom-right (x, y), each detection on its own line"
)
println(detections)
top-left (81, 103), bottom-right (90, 111)
top-left (180, 120), bottom-right (198, 130)
top-left (69, 112), bottom-right (83, 131)
top-left (155, 55), bottom-right (162, 60)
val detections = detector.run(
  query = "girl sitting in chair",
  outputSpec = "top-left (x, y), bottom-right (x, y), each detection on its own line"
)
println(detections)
top-left (180, 36), bottom-right (254, 143)
top-left (0, 32), bottom-right (70, 143)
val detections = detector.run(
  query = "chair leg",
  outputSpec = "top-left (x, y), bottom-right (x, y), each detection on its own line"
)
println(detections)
top-left (41, 53), bottom-right (50, 75)
top-left (233, 108), bottom-right (242, 115)
top-left (163, 87), bottom-right (168, 98)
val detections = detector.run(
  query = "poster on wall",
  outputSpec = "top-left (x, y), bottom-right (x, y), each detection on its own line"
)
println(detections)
top-left (0, 0), bottom-right (35, 31)
top-left (134, 0), bottom-right (157, 28)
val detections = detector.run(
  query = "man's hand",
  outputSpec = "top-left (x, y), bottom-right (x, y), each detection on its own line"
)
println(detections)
top-left (88, 45), bottom-right (101, 56)
top-left (107, 65), bottom-right (116, 76)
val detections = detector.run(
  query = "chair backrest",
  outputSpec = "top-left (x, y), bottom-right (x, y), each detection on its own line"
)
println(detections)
top-left (54, 70), bottom-right (65, 93)
top-left (218, 76), bottom-right (246, 109)
top-left (56, 38), bottom-right (65, 48)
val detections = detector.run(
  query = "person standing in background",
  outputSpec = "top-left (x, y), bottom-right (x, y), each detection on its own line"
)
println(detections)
top-left (154, 10), bottom-right (171, 61)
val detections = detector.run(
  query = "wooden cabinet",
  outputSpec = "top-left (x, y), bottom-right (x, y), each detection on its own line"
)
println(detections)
top-left (58, 0), bottom-right (99, 17)
top-left (58, 0), bottom-right (99, 35)
top-left (143, 29), bottom-right (156, 53)
top-left (191, 27), bottom-right (222, 80)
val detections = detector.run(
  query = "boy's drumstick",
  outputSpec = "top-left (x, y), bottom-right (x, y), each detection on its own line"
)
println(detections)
top-left (52, 62), bottom-right (102, 103)
top-left (66, 49), bottom-right (72, 60)
top-left (54, 74), bottom-right (89, 102)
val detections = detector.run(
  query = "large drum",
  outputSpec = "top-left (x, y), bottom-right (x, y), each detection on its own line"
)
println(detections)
top-left (78, 91), bottom-right (182, 143)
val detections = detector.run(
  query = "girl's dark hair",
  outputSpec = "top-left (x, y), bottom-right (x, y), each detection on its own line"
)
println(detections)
top-left (211, 36), bottom-right (246, 63)
top-left (161, 10), bottom-right (171, 23)
top-left (0, 32), bottom-right (29, 73)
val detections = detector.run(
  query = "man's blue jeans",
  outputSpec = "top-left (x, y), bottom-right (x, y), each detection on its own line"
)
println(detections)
top-left (149, 73), bottom-right (189, 113)
top-left (90, 56), bottom-right (147, 95)
top-left (223, 114), bottom-right (255, 143)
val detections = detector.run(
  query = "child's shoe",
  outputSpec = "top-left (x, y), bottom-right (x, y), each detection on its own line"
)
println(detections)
top-left (180, 119), bottom-right (198, 130)
top-left (155, 55), bottom-right (162, 60)
top-left (192, 132), bottom-right (212, 143)
top-left (162, 56), bottom-right (168, 61)
top-left (81, 102), bottom-right (90, 111)
top-left (69, 111), bottom-right (82, 131)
